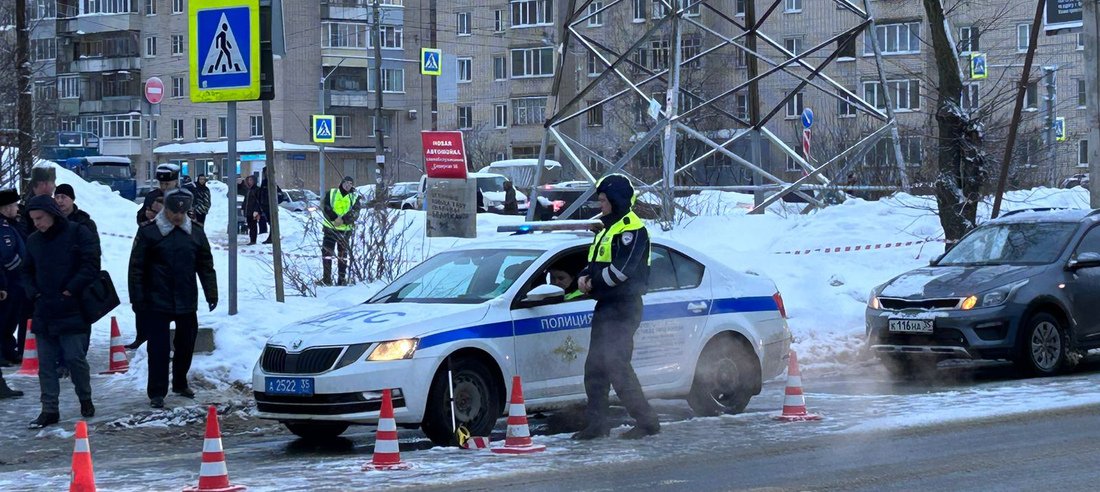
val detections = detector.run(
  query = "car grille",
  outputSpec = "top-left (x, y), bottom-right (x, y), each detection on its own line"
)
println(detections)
top-left (255, 391), bottom-right (407, 416)
top-left (879, 297), bottom-right (961, 311)
top-left (877, 328), bottom-right (969, 348)
top-left (261, 346), bottom-right (343, 374)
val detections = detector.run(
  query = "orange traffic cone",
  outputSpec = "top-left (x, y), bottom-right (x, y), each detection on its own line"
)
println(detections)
top-left (16, 324), bottom-right (39, 377)
top-left (99, 317), bottom-right (129, 375)
top-left (363, 389), bottom-right (410, 471)
top-left (183, 406), bottom-right (246, 492)
top-left (774, 351), bottom-right (822, 422)
top-left (491, 376), bottom-right (546, 454)
top-left (70, 421), bottom-right (96, 492)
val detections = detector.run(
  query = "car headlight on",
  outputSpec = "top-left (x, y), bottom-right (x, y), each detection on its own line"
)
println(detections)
top-left (961, 279), bottom-right (1029, 310)
top-left (366, 339), bottom-right (419, 361)
top-left (867, 286), bottom-right (883, 310)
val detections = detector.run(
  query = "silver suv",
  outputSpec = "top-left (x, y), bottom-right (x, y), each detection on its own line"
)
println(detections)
top-left (867, 209), bottom-right (1100, 377)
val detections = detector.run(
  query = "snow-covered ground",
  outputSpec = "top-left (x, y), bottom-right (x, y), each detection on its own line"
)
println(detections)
top-left (43, 162), bottom-right (1092, 390)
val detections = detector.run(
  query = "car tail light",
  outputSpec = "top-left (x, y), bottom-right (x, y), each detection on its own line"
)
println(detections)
top-left (552, 200), bottom-right (564, 212)
top-left (773, 292), bottom-right (787, 319)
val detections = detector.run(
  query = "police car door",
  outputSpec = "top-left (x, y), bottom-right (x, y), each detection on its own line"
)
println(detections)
top-left (633, 245), bottom-right (711, 387)
top-left (510, 247), bottom-right (594, 401)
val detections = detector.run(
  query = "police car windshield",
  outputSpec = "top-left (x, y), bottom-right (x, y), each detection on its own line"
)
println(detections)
top-left (369, 249), bottom-right (542, 304)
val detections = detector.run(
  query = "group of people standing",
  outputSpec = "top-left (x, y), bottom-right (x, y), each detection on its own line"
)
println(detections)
top-left (0, 163), bottom-right (217, 429)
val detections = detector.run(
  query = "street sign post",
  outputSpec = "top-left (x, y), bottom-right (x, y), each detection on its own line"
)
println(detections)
top-left (189, 0), bottom-right (261, 102)
top-left (421, 48), bottom-right (442, 76)
top-left (970, 53), bottom-right (988, 80)
top-left (312, 115), bottom-right (335, 143)
top-left (144, 77), bottom-right (164, 104)
top-left (801, 108), bottom-right (814, 129)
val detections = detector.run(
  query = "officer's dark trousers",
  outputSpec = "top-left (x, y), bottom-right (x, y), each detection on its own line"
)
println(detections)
top-left (146, 311), bottom-right (198, 399)
top-left (36, 331), bottom-right (92, 412)
top-left (583, 296), bottom-right (659, 430)
top-left (0, 288), bottom-right (24, 361)
top-left (322, 228), bottom-right (352, 285)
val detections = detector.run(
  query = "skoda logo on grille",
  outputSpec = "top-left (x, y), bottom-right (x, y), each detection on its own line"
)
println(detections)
top-left (292, 339), bottom-right (302, 350)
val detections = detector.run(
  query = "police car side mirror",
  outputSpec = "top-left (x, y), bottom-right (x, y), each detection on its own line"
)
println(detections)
top-left (522, 284), bottom-right (565, 303)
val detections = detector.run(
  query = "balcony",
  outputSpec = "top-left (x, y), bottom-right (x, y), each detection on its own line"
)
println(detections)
top-left (71, 56), bottom-right (141, 73)
top-left (79, 97), bottom-right (141, 114)
top-left (330, 91), bottom-right (373, 107)
top-left (322, 1), bottom-right (404, 21)
top-left (59, 13), bottom-right (143, 35)
top-left (100, 138), bottom-right (142, 156)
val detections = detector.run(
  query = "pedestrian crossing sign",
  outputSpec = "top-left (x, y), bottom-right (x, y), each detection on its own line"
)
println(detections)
top-left (189, 0), bottom-right (261, 103)
top-left (421, 48), bottom-right (442, 76)
top-left (312, 115), bottom-right (336, 143)
top-left (1055, 117), bottom-right (1067, 142)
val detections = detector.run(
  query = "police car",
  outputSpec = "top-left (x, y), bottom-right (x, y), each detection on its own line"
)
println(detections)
top-left (253, 225), bottom-right (791, 444)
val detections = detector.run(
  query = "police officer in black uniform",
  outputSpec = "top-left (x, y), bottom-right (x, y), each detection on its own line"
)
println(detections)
top-left (0, 189), bottom-right (25, 367)
top-left (572, 174), bottom-right (660, 440)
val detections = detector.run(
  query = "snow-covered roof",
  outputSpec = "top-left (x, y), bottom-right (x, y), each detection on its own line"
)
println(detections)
top-left (154, 140), bottom-right (374, 155)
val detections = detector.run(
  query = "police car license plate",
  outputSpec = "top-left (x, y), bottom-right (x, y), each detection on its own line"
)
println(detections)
top-left (888, 319), bottom-right (934, 334)
top-left (265, 377), bottom-right (314, 396)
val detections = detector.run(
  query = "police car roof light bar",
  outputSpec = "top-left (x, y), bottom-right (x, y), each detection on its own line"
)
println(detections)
top-left (497, 220), bottom-right (602, 234)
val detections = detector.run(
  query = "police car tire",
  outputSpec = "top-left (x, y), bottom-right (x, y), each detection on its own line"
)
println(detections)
top-left (421, 358), bottom-right (501, 447)
top-left (283, 421), bottom-right (350, 441)
top-left (687, 336), bottom-right (754, 417)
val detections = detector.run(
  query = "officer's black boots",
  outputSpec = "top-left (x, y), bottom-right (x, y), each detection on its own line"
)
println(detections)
top-left (80, 399), bottom-right (95, 418)
top-left (0, 378), bottom-right (22, 399)
top-left (570, 425), bottom-right (610, 440)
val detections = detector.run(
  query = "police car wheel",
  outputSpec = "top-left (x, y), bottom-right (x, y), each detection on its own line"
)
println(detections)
top-left (283, 421), bottom-right (350, 441)
top-left (687, 336), bottom-right (754, 417)
top-left (421, 358), bottom-right (502, 447)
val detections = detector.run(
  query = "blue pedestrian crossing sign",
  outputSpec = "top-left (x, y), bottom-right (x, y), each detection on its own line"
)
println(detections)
top-left (189, 0), bottom-right (260, 103)
top-left (312, 115), bottom-right (336, 143)
top-left (1055, 117), bottom-right (1067, 142)
top-left (421, 48), bottom-right (442, 76)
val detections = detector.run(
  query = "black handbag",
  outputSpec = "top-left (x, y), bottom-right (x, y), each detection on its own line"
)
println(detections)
top-left (81, 270), bottom-right (121, 325)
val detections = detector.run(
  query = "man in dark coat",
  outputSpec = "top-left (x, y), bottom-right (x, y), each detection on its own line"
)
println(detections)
top-left (54, 184), bottom-right (98, 237)
top-left (22, 195), bottom-right (100, 428)
top-left (126, 190), bottom-right (164, 350)
top-left (241, 175), bottom-right (261, 245)
top-left (128, 188), bottom-right (218, 409)
top-left (503, 181), bottom-right (519, 215)
top-left (193, 175), bottom-right (212, 226)
top-left (572, 174), bottom-right (659, 440)
top-left (0, 189), bottom-right (26, 366)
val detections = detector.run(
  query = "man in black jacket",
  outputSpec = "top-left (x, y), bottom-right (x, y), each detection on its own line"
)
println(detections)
top-left (241, 175), bottom-right (261, 245)
top-left (54, 184), bottom-right (98, 238)
top-left (0, 189), bottom-right (25, 366)
top-left (572, 174), bottom-right (659, 441)
top-left (22, 195), bottom-right (100, 428)
top-left (128, 188), bottom-right (218, 409)
top-left (193, 175), bottom-right (212, 226)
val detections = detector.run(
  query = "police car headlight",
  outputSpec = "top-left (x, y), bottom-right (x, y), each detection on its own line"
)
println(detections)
top-left (367, 339), bottom-right (419, 361)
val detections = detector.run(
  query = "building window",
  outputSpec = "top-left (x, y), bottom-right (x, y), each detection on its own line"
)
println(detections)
top-left (902, 136), bottom-right (923, 166)
top-left (865, 22), bottom-right (921, 56)
top-left (457, 106), bottom-right (473, 129)
top-left (323, 22), bottom-right (369, 49)
top-left (173, 0), bottom-right (183, 14)
top-left (172, 119), bottom-right (184, 140)
top-left (101, 114), bottom-right (140, 138)
top-left (785, 0), bottom-right (802, 13)
top-left (682, 36), bottom-right (702, 67)
top-left (144, 0), bottom-right (156, 15)
top-left (588, 2), bottom-right (604, 27)
top-left (494, 9), bottom-right (506, 32)
top-left (735, 93), bottom-right (748, 120)
top-left (652, 0), bottom-right (668, 19)
top-left (586, 101), bottom-right (604, 126)
top-left (458, 58), bottom-right (472, 83)
top-left (145, 119), bottom-right (157, 140)
top-left (30, 39), bottom-right (57, 61)
top-left (219, 116), bottom-right (227, 138)
top-left (786, 155), bottom-right (800, 172)
top-left (512, 96), bottom-right (548, 125)
top-left (377, 26), bottom-right (403, 49)
top-left (367, 68), bottom-right (406, 93)
top-left (1078, 79), bottom-right (1087, 108)
top-left (863, 79), bottom-right (921, 111)
top-left (170, 76), bottom-right (183, 98)
top-left (838, 36), bottom-right (856, 60)
top-left (959, 26), bottom-right (980, 54)
top-left (494, 103), bottom-right (508, 128)
top-left (962, 82), bottom-right (979, 111)
top-left (735, 47), bottom-right (748, 68)
top-left (335, 116), bottom-right (351, 138)
top-left (172, 35), bottom-right (184, 55)
top-left (1079, 139), bottom-right (1089, 167)
top-left (457, 12), bottom-right (471, 36)
top-left (837, 93), bottom-right (857, 117)
top-left (32, 0), bottom-right (57, 19)
top-left (633, 0), bottom-right (645, 21)
top-left (58, 76), bottom-right (80, 99)
top-left (785, 92), bottom-right (804, 118)
top-left (250, 115), bottom-right (264, 137)
top-left (1078, 33), bottom-right (1086, 50)
top-left (783, 37), bottom-right (804, 56)
top-left (1017, 24), bottom-right (1031, 52)
top-left (32, 80), bottom-right (55, 101)
top-left (372, 114), bottom-right (393, 136)
top-left (195, 118), bottom-right (208, 139)
top-left (637, 39), bottom-right (670, 70)
top-left (511, 0), bottom-right (554, 28)
top-left (1025, 81), bottom-right (1038, 110)
top-left (587, 52), bottom-right (602, 76)
top-left (511, 47), bottom-right (554, 78)
top-left (493, 55), bottom-right (507, 80)
top-left (145, 36), bottom-right (157, 57)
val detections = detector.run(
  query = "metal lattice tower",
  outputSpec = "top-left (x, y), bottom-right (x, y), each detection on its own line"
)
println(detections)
top-left (529, 0), bottom-right (907, 226)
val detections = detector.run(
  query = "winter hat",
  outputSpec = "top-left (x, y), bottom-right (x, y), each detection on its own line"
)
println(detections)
top-left (55, 184), bottom-right (75, 201)
top-left (164, 188), bottom-right (194, 214)
top-left (25, 194), bottom-right (64, 219)
top-left (0, 189), bottom-right (18, 207)
top-left (342, 176), bottom-right (354, 185)
top-left (142, 189), bottom-right (164, 210)
top-left (155, 163), bottom-right (180, 182)
top-left (596, 174), bottom-right (635, 215)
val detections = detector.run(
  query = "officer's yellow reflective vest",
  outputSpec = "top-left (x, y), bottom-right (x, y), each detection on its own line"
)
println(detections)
top-left (322, 188), bottom-right (357, 231)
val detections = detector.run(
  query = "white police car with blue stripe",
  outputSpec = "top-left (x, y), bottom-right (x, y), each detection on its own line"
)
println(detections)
top-left (253, 232), bottom-right (791, 444)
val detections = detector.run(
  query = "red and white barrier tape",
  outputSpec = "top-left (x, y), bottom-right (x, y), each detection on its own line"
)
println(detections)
top-left (775, 238), bottom-right (947, 255)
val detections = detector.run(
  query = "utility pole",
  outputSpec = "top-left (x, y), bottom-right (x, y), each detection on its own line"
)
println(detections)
top-left (1087, 0), bottom-right (1100, 209)
top-left (261, 100), bottom-right (285, 302)
top-left (430, 0), bottom-right (438, 131)
top-left (15, 0), bottom-right (32, 185)
top-left (746, 0), bottom-right (764, 214)
top-left (659, 0), bottom-right (683, 228)
top-left (227, 102), bottom-right (239, 315)
top-left (372, 0), bottom-right (387, 203)
top-left (318, 79), bottom-right (327, 199)
top-left (1043, 66), bottom-right (1058, 185)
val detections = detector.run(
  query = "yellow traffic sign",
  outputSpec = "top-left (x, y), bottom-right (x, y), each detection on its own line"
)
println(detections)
top-left (189, 0), bottom-right (261, 102)
top-left (969, 53), bottom-right (987, 80)
top-left (1056, 117), bottom-right (1067, 142)
top-left (421, 48), bottom-right (442, 76)
top-left (312, 115), bottom-right (335, 143)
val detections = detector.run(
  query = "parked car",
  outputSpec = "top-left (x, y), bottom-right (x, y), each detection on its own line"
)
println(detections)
top-left (386, 182), bottom-right (419, 209)
top-left (867, 208), bottom-right (1100, 378)
top-left (1059, 173), bottom-right (1089, 189)
top-left (252, 231), bottom-right (791, 444)
top-left (279, 189), bottom-right (321, 213)
top-left (416, 172), bottom-right (529, 214)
